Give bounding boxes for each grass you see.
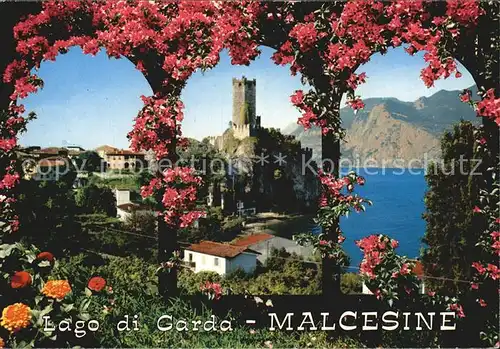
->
[90,174,140,191]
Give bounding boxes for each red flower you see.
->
[449,303,465,318]
[290,90,304,106]
[472,262,486,274]
[11,271,32,289]
[472,206,482,213]
[319,240,329,246]
[477,298,487,307]
[356,176,365,186]
[37,251,54,262]
[88,276,107,292]
[470,282,479,290]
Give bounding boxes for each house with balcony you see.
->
[183,241,260,275]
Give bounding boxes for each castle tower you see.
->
[232,76,256,127]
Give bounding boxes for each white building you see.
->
[114,188,153,222]
[232,233,314,263]
[183,241,259,275]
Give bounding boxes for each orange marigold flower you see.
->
[0,336,4,348]
[10,271,32,289]
[37,251,54,262]
[88,276,106,292]
[42,280,72,300]
[1,303,31,332]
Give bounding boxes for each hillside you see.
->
[284,86,479,166]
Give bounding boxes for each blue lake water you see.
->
[320,168,428,268]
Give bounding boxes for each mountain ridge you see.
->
[284,86,479,165]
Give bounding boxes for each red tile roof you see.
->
[34,147,68,155]
[38,157,68,167]
[232,233,274,247]
[106,149,145,156]
[95,145,119,153]
[186,241,259,258]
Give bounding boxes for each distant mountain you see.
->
[284,86,479,166]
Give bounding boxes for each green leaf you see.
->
[80,298,91,312]
[62,303,74,312]
[79,313,90,321]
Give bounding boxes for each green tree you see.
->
[14,179,82,254]
[75,151,103,172]
[75,184,117,217]
[422,121,489,294]
[124,210,157,236]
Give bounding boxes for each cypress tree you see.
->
[422,121,488,294]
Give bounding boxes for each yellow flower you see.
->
[42,280,72,300]
[1,303,31,333]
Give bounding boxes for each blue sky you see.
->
[19,46,475,149]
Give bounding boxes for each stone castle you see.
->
[205,76,318,212]
[231,76,261,140]
[208,76,313,162]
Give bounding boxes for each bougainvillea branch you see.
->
[0,1,498,347]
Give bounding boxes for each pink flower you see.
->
[427,291,436,297]
[472,262,486,274]
[449,303,465,318]
[289,22,319,52]
[477,298,487,307]
[290,90,304,106]
[473,206,482,213]
[356,176,365,186]
[0,173,20,190]
[0,138,17,152]
[477,88,500,121]
[470,282,479,290]
[347,97,365,111]
[399,263,411,275]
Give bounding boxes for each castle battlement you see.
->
[301,147,313,161]
[232,123,256,140]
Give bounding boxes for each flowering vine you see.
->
[294,171,371,268]
[140,167,205,228]
[0,1,498,347]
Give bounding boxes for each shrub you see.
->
[341,272,363,294]
[75,184,116,217]
[124,210,157,236]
